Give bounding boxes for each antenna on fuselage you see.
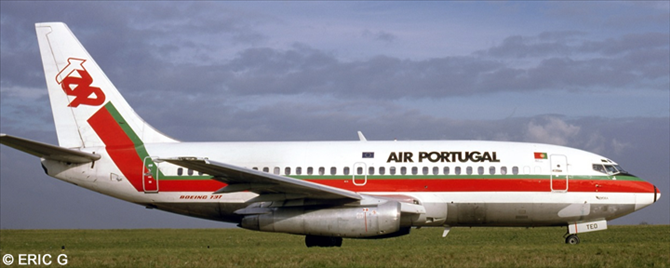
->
[357,131,367,142]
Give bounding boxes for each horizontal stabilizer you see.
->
[0,133,100,163]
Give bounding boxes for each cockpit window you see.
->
[593,163,630,175]
[613,165,627,174]
[604,165,618,174]
[593,164,606,174]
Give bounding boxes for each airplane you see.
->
[0,22,660,247]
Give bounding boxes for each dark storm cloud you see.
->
[478,32,669,85]
[5,2,666,102]
[482,34,576,58]
[112,29,665,100]
[185,41,668,98]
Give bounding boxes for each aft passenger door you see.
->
[142,156,160,193]
[550,154,568,192]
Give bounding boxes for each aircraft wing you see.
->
[0,133,100,163]
[163,157,362,202]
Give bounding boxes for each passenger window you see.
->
[432,167,439,175]
[307,167,313,175]
[501,166,508,175]
[534,166,542,174]
[285,167,291,175]
[411,167,418,175]
[296,167,302,175]
[198,171,203,176]
[318,167,325,175]
[188,169,194,176]
[343,167,350,175]
[489,166,495,175]
[390,166,396,175]
[177,168,183,176]
[422,167,429,175]
[466,167,473,175]
[330,167,337,175]
[357,167,363,175]
[379,167,386,175]
[252,167,258,170]
[368,167,375,175]
[263,167,269,173]
[273,167,280,175]
[454,167,461,175]
[512,166,519,175]
[523,166,531,174]
[443,167,450,175]
[477,166,484,175]
[401,167,407,175]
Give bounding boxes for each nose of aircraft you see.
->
[634,183,660,211]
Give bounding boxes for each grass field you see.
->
[1,225,668,267]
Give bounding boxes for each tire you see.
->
[565,234,580,245]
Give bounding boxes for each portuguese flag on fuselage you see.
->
[534,152,548,159]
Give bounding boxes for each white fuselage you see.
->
[42,139,659,227]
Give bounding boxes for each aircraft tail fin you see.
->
[35,22,177,149]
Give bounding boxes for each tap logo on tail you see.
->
[56,58,106,107]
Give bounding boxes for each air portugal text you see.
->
[387,151,500,163]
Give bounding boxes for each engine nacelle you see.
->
[240,200,402,238]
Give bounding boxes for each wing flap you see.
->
[163,157,361,201]
[213,183,277,194]
[0,134,100,163]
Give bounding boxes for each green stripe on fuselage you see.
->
[104,102,143,146]
[152,174,644,181]
[103,102,165,178]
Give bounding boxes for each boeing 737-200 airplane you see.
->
[0,22,660,247]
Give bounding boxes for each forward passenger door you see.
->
[550,154,568,192]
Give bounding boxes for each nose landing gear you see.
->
[564,234,580,244]
[563,220,608,244]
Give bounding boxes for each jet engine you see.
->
[239,200,402,238]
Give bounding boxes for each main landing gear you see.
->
[305,235,343,247]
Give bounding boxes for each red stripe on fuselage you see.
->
[311,178,656,193]
[157,180,227,191]
[88,107,144,191]
[148,178,656,193]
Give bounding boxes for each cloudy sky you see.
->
[1,2,668,229]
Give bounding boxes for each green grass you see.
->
[1,225,668,267]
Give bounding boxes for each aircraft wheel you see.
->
[565,234,580,245]
[305,235,342,247]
